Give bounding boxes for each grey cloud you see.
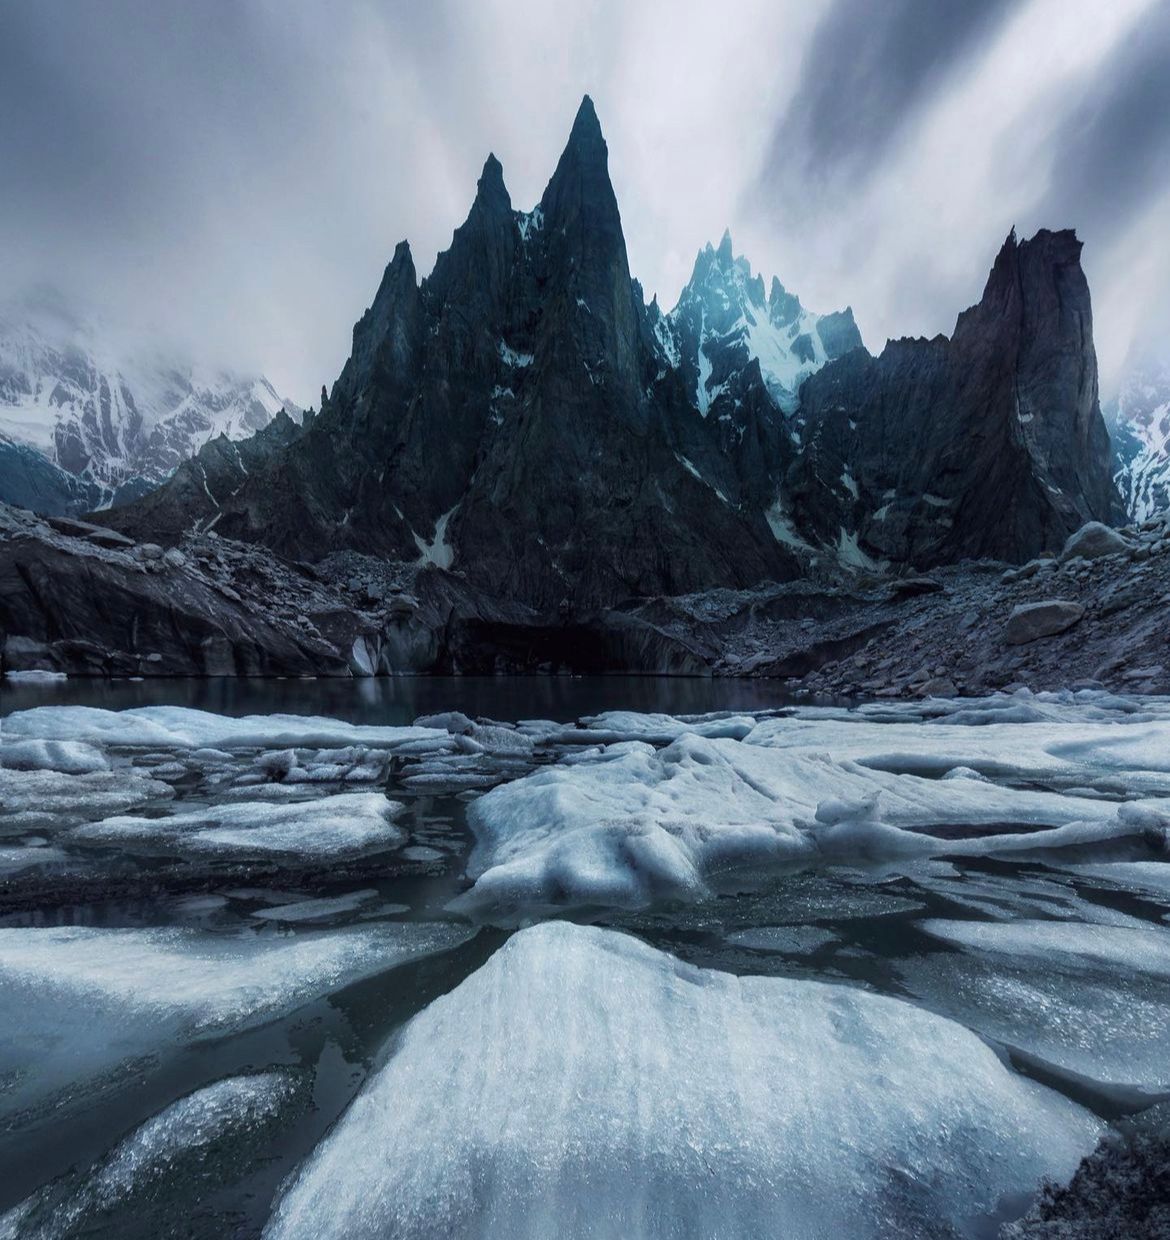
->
[1028,3,1170,246]
[758,0,1014,197]
[0,0,1165,403]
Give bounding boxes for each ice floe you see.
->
[0,738,108,773]
[453,731,1161,917]
[70,792,406,860]
[1054,861,1170,902]
[1,1073,298,1239]
[2,705,450,752]
[265,922,1100,1240]
[0,768,173,835]
[0,921,474,1126]
[251,889,381,924]
[898,918,1170,1096]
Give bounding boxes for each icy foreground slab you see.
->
[265,922,1099,1240]
[1,1073,297,1239]
[1,705,449,751]
[455,731,1162,917]
[71,792,406,860]
[0,922,474,1125]
[898,919,1170,1094]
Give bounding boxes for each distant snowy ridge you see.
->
[1108,355,1170,521]
[657,229,863,415]
[0,289,298,516]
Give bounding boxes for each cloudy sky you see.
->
[3,0,1169,404]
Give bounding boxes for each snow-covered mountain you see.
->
[1107,353,1170,522]
[0,289,298,516]
[656,229,863,415]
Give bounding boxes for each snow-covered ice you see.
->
[70,792,406,861]
[0,922,474,1125]
[898,918,1170,1095]
[264,922,1099,1240]
[454,730,1159,917]
[1,705,450,752]
[0,738,106,774]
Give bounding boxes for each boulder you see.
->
[1005,600,1085,645]
[1060,522,1131,562]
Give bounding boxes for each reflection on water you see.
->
[0,674,817,724]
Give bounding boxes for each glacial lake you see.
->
[2,678,1168,1238]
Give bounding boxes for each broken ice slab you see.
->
[70,792,406,861]
[265,922,1099,1240]
[1,1072,300,1239]
[898,918,1170,1096]
[0,921,475,1129]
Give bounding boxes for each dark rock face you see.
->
[92,102,1122,640]
[100,410,305,545]
[787,229,1124,567]
[106,98,796,609]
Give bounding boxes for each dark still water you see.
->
[0,674,809,723]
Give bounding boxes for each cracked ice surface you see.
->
[264,922,1100,1240]
[0,922,474,1125]
[455,713,1170,916]
[898,919,1170,1095]
[70,792,406,860]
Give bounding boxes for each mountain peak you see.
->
[717,228,734,263]
[471,152,512,216]
[570,94,603,142]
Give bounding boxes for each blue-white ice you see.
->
[1,1073,297,1239]
[0,768,173,835]
[2,705,450,751]
[455,725,1165,917]
[898,918,1170,1094]
[0,922,474,1126]
[70,792,406,860]
[265,922,1100,1240]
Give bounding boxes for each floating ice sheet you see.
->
[70,793,406,860]
[1053,861,1170,903]
[0,739,108,774]
[265,922,1099,1240]
[0,921,474,1126]
[0,768,173,834]
[1,1073,298,1240]
[899,918,1170,1095]
[2,706,450,752]
[251,890,381,924]
[454,733,1156,918]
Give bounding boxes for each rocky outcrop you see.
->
[1004,599,1084,645]
[787,229,1124,568]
